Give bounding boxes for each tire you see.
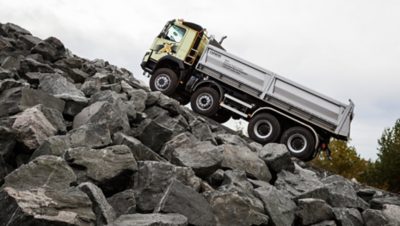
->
[248,113,281,144]
[149,68,178,95]
[210,109,231,123]
[190,87,220,116]
[280,126,315,161]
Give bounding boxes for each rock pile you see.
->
[1,22,399,226]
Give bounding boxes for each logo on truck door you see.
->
[155,43,177,55]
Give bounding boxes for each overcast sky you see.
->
[1,0,399,160]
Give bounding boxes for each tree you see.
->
[364,119,400,192]
[311,139,369,181]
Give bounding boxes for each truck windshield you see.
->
[166,25,186,43]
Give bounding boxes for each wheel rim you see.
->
[196,93,213,111]
[287,134,307,153]
[155,74,171,91]
[254,120,273,139]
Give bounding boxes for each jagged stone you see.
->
[107,189,136,217]
[0,67,16,79]
[0,86,24,117]
[19,57,55,73]
[258,143,295,173]
[73,101,130,134]
[204,189,269,226]
[18,34,42,49]
[221,170,254,194]
[357,188,378,203]
[370,196,400,209]
[155,180,216,226]
[207,169,224,187]
[68,123,111,148]
[88,90,127,105]
[221,144,271,182]
[215,133,250,147]
[12,104,66,150]
[311,220,337,226]
[79,182,116,226]
[113,132,165,162]
[362,209,389,226]
[2,23,31,36]
[111,213,188,226]
[64,145,137,195]
[382,204,400,226]
[128,88,148,112]
[39,73,88,103]
[255,184,296,226]
[30,135,70,160]
[81,78,101,96]
[189,117,217,144]
[161,133,223,177]
[31,36,66,62]
[133,161,201,212]
[19,87,65,113]
[333,208,364,226]
[275,165,324,198]
[296,198,334,225]
[137,119,174,152]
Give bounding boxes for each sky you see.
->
[1,0,399,160]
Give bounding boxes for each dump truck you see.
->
[141,19,354,161]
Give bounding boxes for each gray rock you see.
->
[144,105,169,119]
[0,187,96,226]
[73,101,130,134]
[258,143,295,173]
[145,91,162,106]
[157,94,182,115]
[155,180,216,226]
[311,220,337,226]
[68,123,112,148]
[65,145,137,195]
[221,170,254,194]
[137,119,174,152]
[128,88,148,112]
[79,182,116,226]
[4,155,75,190]
[12,105,66,150]
[133,161,201,212]
[255,184,296,226]
[19,57,55,73]
[382,204,400,226]
[275,166,324,198]
[113,132,165,162]
[0,86,24,117]
[161,133,224,177]
[357,188,378,203]
[31,37,66,62]
[111,213,188,226]
[30,135,70,159]
[370,196,400,209]
[297,179,369,210]
[19,88,65,113]
[0,67,16,79]
[18,34,42,49]
[296,198,334,225]
[39,73,88,103]
[221,144,272,182]
[64,99,88,117]
[205,189,269,226]
[107,189,136,217]
[207,169,225,187]
[190,117,217,144]
[333,208,364,226]
[89,90,127,105]
[81,78,101,96]
[215,133,250,148]
[2,23,31,36]
[362,209,389,226]
[154,113,188,136]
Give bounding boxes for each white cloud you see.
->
[1,0,399,160]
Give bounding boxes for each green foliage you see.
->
[362,119,400,192]
[311,139,369,181]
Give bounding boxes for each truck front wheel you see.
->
[280,126,315,161]
[248,113,281,144]
[150,68,179,95]
[191,87,220,116]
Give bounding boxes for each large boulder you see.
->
[296,198,334,225]
[333,208,364,226]
[107,189,136,217]
[133,161,201,212]
[258,143,295,173]
[73,101,130,134]
[68,123,112,148]
[221,144,271,182]
[39,73,88,103]
[255,184,297,226]
[161,133,224,177]
[12,104,66,150]
[30,135,70,159]
[137,119,175,152]
[0,155,96,225]
[31,37,66,62]
[111,213,188,226]
[362,209,389,226]
[64,145,137,195]
[78,182,116,226]
[382,204,400,226]
[204,189,269,226]
[155,180,216,226]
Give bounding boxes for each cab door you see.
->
[150,24,187,62]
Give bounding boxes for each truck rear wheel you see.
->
[248,113,281,144]
[191,87,220,116]
[280,126,315,161]
[150,68,178,95]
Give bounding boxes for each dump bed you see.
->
[196,45,354,139]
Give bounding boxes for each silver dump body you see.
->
[196,44,354,139]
